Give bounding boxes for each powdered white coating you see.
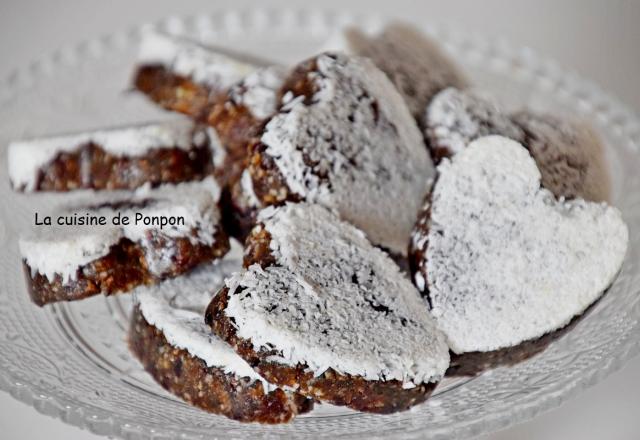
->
[133,241,275,390]
[224,203,450,386]
[19,178,223,282]
[229,66,286,120]
[137,31,256,90]
[260,53,433,254]
[423,136,628,353]
[239,169,262,209]
[424,87,524,156]
[206,127,227,168]
[8,120,208,191]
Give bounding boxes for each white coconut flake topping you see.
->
[424,136,628,353]
[224,203,449,386]
[206,127,227,168]
[424,87,524,156]
[19,226,122,284]
[230,66,287,120]
[260,53,433,254]
[8,119,208,191]
[19,178,222,282]
[137,31,256,90]
[133,240,276,390]
[126,177,221,244]
[239,169,262,210]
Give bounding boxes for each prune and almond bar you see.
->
[206,66,287,238]
[20,179,229,305]
[245,52,434,256]
[206,203,449,413]
[133,31,265,119]
[409,136,627,375]
[132,31,288,237]
[129,243,313,423]
[8,120,218,192]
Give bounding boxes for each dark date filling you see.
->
[205,90,276,240]
[129,306,313,423]
[205,224,438,414]
[25,228,229,306]
[134,57,327,241]
[279,57,319,104]
[242,56,340,210]
[206,287,436,414]
[242,226,276,269]
[135,62,265,240]
[219,187,257,243]
[206,99,262,188]
[247,142,302,206]
[26,142,214,192]
[133,65,219,120]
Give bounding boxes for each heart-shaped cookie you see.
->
[410,135,627,354]
[206,203,450,413]
[130,241,314,423]
[247,52,433,255]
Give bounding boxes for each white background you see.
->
[1,0,639,438]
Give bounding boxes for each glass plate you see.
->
[1,8,639,440]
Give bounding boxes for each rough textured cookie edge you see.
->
[206,286,438,414]
[129,305,313,423]
[24,229,229,306]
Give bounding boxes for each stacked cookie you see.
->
[9,23,628,424]
[129,241,313,423]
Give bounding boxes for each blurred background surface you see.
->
[0,0,639,438]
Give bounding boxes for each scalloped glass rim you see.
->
[0,7,639,440]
